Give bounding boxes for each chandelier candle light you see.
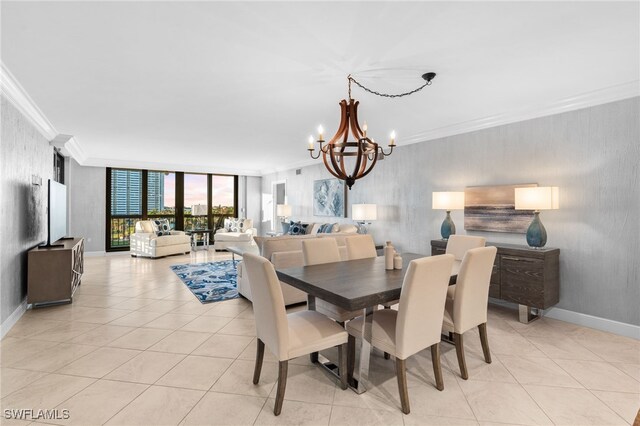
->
[308,73,436,189]
[432,192,465,240]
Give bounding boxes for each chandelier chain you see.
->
[348,75,432,99]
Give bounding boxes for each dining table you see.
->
[276,252,458,394]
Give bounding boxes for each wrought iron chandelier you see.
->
[308,72,436,189]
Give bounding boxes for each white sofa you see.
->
[237,233,357,305]
[213,218,257,251]
[130,220,191,258]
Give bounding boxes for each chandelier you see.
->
[308,72,436,189]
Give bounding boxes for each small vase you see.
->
[384,241,395,270]
[440,211,456,240]
[526,211,547,248]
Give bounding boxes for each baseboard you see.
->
[1,298,28,339]
[544,307,639,340]
[489,298,639,340]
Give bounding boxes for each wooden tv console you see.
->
[431,239,560,323]
[27,237,85,307]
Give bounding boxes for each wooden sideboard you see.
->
[28,238,85,307]
[431,239,559,323]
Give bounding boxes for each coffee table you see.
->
[226,245,260,267]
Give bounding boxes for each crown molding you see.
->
[260,81,640,177]
[1,62,58,140]
[50,134,88,163]
[81,156,262,177]
[400,80,640,146]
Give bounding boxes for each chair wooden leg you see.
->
[395,358,410,414]
[310,351,319,363]
[274,360,288,416]
[453,332,468,380]
[430,343,444,391]
[253,339,265,384]
[478,323,492,364]
[382,308,391,360]
[338,343,348,390]
[347,335,356,380]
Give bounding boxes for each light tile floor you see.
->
[1,250,638,425]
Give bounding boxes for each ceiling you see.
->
[2,1,638,175]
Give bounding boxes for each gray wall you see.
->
[67,160,106,252]
[246,176,262,235]
[262,97,640,326]
[0,96,53,323]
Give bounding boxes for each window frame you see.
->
[105,168,238,252]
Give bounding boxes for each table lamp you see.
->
[276,204,292,233]
[191,204,207,216]
[514,187,559,248]
[432,192,465,240]
[352,204,377,234]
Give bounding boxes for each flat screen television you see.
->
[47,179,68,246]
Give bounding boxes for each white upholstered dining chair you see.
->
[345,234,377,260]
[443,246,497,380]
[346,254,455,414]
[301,238,362,324]
[242,253,348,416]
[445,235,486,301]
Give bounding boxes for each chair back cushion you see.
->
[242,253,289,361]
[453,246,498,333]
[224,218,253,232]
[346,234,377,260]
[396,254,455,359]
[302,238,341,265]
[445,235,486,261]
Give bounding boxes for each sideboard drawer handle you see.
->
[502,256,521,261]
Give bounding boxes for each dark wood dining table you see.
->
[276,252,433,393]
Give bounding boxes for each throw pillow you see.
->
[225,218,247,232]
[318,223,335,233]
[288,221,305,235]
[152,219,171,236]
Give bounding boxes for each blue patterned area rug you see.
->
[170,260,239,304]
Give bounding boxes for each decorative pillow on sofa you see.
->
[152,219,172,236]
[288,221,305,235]
[224,218,251,232]
[318,223,338,233]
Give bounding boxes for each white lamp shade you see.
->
[432,192,465,210]
[191,204,208,216]
[515,187,559,210]
[276,204,292,217]
[352,204,377,221]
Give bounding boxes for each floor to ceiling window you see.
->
[212,174,237,230]
[107,169,143,250]
[147,171,176,229]
[184,173,208,231]
[106,169,238,251]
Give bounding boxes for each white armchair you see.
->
[213,218,257,251]
[130,220,191,258]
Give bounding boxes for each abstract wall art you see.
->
[464,184,536,233]
[313,179,345,217]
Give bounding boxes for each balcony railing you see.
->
[109,213,234,249]
[109,216,141,249]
